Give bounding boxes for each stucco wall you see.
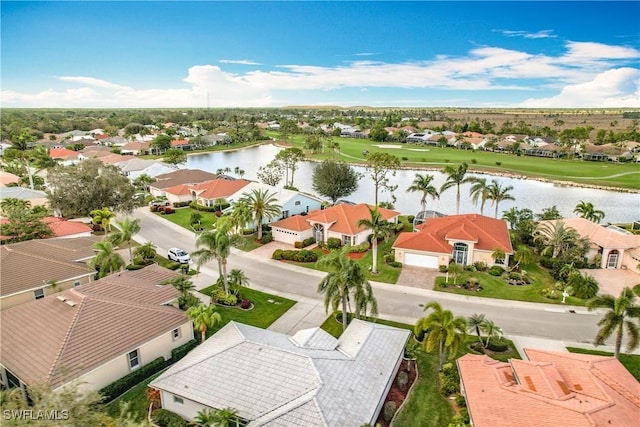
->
[0,275,93,311]
[159,391,208,422]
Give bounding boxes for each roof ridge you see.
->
[591,366,640,407]
[46,294,86,383]
[4,246,93,270]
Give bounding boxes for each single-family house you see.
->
[0,187,48,208]
[393,214,513,269]
[115,158,176,180]
[0,171,20,187]
[271,203,399,246]
[0,236,100,310]
[149,169,219,198]
[525,143,563,158]
[190,178,252,208]
[50,147,81,166]
[407,132,440,144]
[457,349,640,427]
[42,217,93,238]
[538,218,640,271]
[202,133,232,146]
[120,140,151,155]
[150,319,409,426]
[0,265,192,394]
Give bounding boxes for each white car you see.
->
[167,248,191,264]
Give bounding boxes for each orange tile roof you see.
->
[41,217,92,237]
[271,215,313,232]
[191,178,251,200]
[164,183,197,196]
[50,147,79,160]
[305,203,399,236]
[393,214,512,254]
[171,139,189,147]
[100,154,130,164]
[0,171,20,186]
[458,350,640,427]
[0,265,184,389]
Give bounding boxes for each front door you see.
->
[313,224,324,243]
[606,251,619,269]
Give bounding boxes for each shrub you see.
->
[384,253,395,264]
[487,337,509,352]
[302,236,316,247]
[508,272,521,280]
[260,232,273,244]
[471,158,477,164]
[489,265,505,276]
[189,201,218,212]
[294,241,303,249]
[173,201,190,208]
[272,249,284,260]
[213,290,237,306]
[348,241,370,253]
[496,161,502,166]
[541,287,559,300]
[390,261,402,268]
[473,261,488,272]
[162,207,175,214]
[125,264,145,271]
[100,357,167,402]
[439,264,449,273]
[407,215,415,224]
[401,156,409,161]
[240,299,251,309]
[165,261,182,271]
[395,223,405,232]
[149,205,158,212]
[326,237,342,249]
[455,393,466,407]
[151,409,188,427]
[171,339,198,362]
[383,401,397,422]
[241,228,254,235]
[396,371,409,390]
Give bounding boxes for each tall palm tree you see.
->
[587,287,640,359]
[349,261,377,320]
[357,205,395,274]
[0,197,31,215]
[164,275,195,296]
[90,240,124,278]
[511,245,532,271]
[241,189,281,240]
[414,301,467,367]
[468,177,490,215]
[229,199,252,234]
[573,200,605,223]
[108,217,141,264]
[90,207,117,233]
[534,220,580,258]
[467,313,486,342]
[187,304,222,342]
[487,179,515,218]
[192,221,232,294]
[440,162,472,215]
[133,241,157,264]
[481,319,503,347]
[407,173,440,212]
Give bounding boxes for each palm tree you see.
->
[440,162,472,215]
[241,189,281,240]
[229,199,252,234]
[187,304,222,342]
[447,263,463,285]
[107,217,141,264]
[90,207,116,233]
[133,241,156,264]
[407,173,440,212]
[164,275,195,296]
[192,222,232,295]
[587,287,640,359]
[414,301,467,367]
[534,220,580,258]
[481,319,503,347]
[0,197,31,215]
[228,268,250,296]
[574,200,605,223]
[467,313,486,342]
[357,205,395,274]
[195,407,240,427]
[511,245,532,271]
[350,261,377,320]
[90,240,124,278]
[491,247,506,266]
[468,177,490,215]
[487,180,515,218]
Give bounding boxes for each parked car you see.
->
[150,199,170,207]
[167,248,191,264]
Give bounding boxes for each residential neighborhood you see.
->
[0,107,639,426]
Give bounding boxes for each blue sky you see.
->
[1,1,639,108]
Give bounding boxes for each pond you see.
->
[185,144,639,223]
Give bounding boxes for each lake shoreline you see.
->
[185,141,639,194]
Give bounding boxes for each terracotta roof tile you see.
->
[191,178,251,200]
[271,215,313,232]
[394,214,512,254]
[539,218,640,249]
[0,265,185,389]
[42,217,92,237]
[305,203,400,236]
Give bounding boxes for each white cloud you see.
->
[497,29,556,39]
[58,76,131,91]
[219,59,262,65]
[519,68,640,108]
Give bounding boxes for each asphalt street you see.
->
[128,208,604,343]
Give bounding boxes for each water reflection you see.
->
[185,144,639,223]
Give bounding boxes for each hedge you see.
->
[100,357,167,402]
[188,201,219,212]
[171,339,198,362]
[260,232,273,244]
[348,241,370,253]
[151,409,188,427]
[272,249,318,263]
[326,237,342,249]
[165,261,182,271]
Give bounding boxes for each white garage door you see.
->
[404,253,439,269]
[272,228,301,245]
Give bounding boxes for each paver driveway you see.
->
[396,266,440,289]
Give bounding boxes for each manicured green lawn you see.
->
[566,347,640,381]
[154,207,219,231]
[320,313,520,427]
[270,131,640,189]
[106,370,164,422]
[199,286,296,337]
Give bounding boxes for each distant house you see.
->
[42,217,93,238]
[115,158,176,180]
[525,144,563,158]
[0,187,48,208]
[120,141,151,155]
[538,218,640,270]
[271,203,399,246]
[457,349,640,427]
[189,178,252,207]
[393,214,513,269]
[150,319,409,426]
[0,265,192,394]
[0,236,100,310]
[50,147,81,166]
[0,171,19,187]
[406,131,440,144]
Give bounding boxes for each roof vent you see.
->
[65,300,77,307]
[56,296,67,302]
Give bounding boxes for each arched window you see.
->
[606,250,619,269]
[452,243,468,265]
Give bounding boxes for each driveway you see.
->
[580,268,640,296]
[250,241,294,258]
[396,266,440,289]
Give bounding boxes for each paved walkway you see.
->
[396,266,439,289]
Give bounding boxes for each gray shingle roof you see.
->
[151,319,410,426]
